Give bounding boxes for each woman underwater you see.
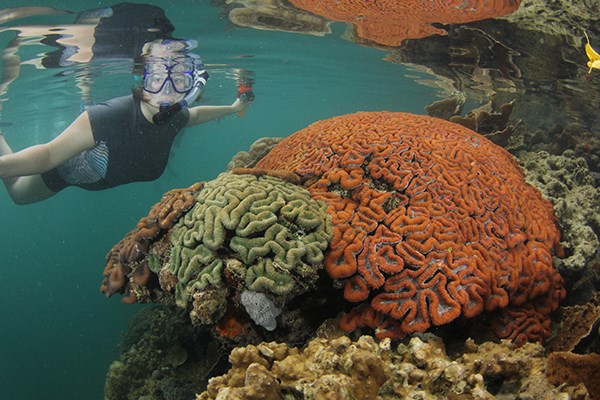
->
[0,39,252,205]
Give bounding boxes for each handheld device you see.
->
[236,72,255,117]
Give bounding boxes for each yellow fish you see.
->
[584,31,600,73]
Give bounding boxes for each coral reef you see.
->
[543,123,600,173]
[198,335,388,400]
[288,0,521,47]
[99,2,600,397]
[197,333,589,399]
[227,137,284,171]
[518,150,600,296]
[101,172,333,335]
[104,306,596,400]
[256,111,565,344]
[105,306,220,400]
[100,182,204,303]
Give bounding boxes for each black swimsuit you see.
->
[41,95,189,192]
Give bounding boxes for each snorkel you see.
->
[152,66,209,125]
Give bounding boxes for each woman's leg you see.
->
[0,133,57,204]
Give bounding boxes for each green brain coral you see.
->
[166,173,332,308]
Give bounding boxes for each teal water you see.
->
[0,1,438,399]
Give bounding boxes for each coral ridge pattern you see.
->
[102,111,565,345]
[102,173,332,329]
[256,111,565,343]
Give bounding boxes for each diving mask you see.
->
[142,56,197,94]
[147,55,209,125]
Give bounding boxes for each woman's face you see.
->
[141,57,193,108]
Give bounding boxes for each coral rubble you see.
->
[196,333,590,399]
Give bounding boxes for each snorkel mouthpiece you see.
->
[153,101,180,125]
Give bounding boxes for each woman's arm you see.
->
[0,111,95,178]
[186,98,249,127]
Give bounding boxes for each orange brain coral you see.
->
[289,0,521,46]
[256,112,565,343]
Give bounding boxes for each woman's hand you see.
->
[232,98,248,114]
[232,90,254,116]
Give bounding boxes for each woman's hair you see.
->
[131,85,144,101]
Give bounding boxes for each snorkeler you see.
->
[0,39,253,205]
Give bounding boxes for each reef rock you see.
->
[104,306,219,400]
[518,150,600,296]
[197,333,589,399]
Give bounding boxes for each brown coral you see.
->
[546,292,600,353]
[447,99,520,147]
[197,336,389,400]
[256,111,565,343]
[197,333,588,399]
[289,0,521,47]
[227,137,284,171]
[100,182,203,301]
[546,352,600,400]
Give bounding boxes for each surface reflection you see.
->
[215,0,600,172]
[0,3,176,108]
[222,0,521,46]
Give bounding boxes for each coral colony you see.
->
[256,112,565,344]
[101,112,600,399]
[102,111,564,346]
